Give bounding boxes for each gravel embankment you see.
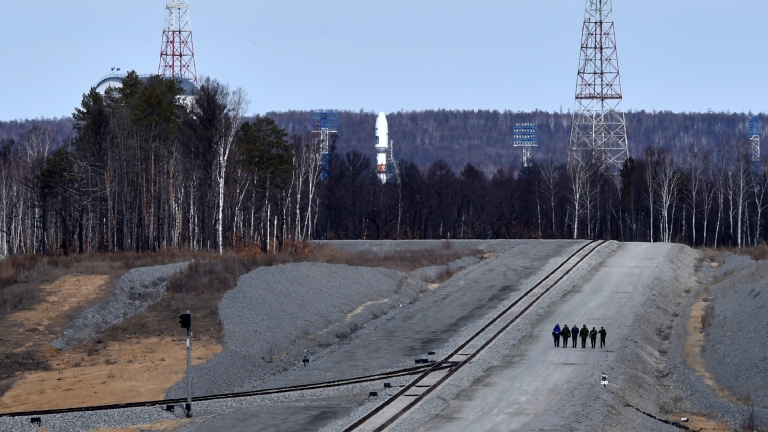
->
[311,239,521,256]
[50,262,189,351]
[658,252,768,429]
[167,260,473,398]
[702,253,768,403]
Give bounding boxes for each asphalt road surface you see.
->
[414,242,672,432]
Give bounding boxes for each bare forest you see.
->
[0,75,765,255]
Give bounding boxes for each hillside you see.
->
[2,110,762,171]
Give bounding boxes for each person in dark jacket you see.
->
[579,325,589,348]
[561,325,570,348]
[571,324,579,348]
[599,327,607,348]
[589,327,598,348]
[552,324,561,347]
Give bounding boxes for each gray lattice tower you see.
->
[750,117,760,171]
[569,0,628,173]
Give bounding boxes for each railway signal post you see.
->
[179,311,192,417]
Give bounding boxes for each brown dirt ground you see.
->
[665,412,731,432]
[5,275,110,352]
[92,419,188,431]
[676,287,743,431]
[0,275,221,413]
[684,293,738,402]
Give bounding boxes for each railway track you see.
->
[0,362,447,418]
[343,239,606,432]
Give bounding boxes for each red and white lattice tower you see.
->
[569,0,628,173]
[158,0,197,84]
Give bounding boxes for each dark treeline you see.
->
[0,74,764,256]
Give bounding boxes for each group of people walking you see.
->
[552,324,606,348]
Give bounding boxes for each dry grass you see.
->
[722,244,768,261]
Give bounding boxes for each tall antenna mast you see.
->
[159,0,197,84]
[569,0,628,173]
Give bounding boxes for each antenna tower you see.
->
[569,0,628,173]
[159,0,197,84]
[311,110,339,179]
[750,116,761,171]
[513,123,539,171]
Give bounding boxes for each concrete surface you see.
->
[414,243,673,432]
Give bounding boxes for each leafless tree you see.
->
[687,145,706,245]
[656,150,683,243]
[643,147,657,242]
[539,155,560,236]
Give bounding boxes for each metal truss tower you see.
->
[311,110,339,179]
[159,0,197,84]
[513,123,539,170]
[569,0,628,173]
[750,116,761,171]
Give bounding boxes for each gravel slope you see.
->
[702,253,768,404]
[167,262,427,397]
[658,252,768,429]
[50,262,189,351]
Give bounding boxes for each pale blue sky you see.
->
[1,1,766,121]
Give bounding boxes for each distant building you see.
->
[94,72,198,98]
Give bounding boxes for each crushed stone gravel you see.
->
[50,262,189,351]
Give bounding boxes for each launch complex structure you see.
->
[310,110,338,179]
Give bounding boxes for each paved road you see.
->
[414,242,672,432]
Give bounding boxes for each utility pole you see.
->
[179,310,192,418]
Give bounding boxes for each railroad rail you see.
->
[0,362,448,418]
[343,240,606,432]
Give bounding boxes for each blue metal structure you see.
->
[311,110,339,132]
[513,123,539,169]
[513,123,539,146]
[310,110,339,179]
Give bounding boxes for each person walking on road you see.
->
[571,324,579,348]
[599,327,607,348]
[552,324,561,348]
[561,325,570,349]
[579,325,589,348]
[589,327,598,348]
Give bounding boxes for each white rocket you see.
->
[375,112,389,183]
